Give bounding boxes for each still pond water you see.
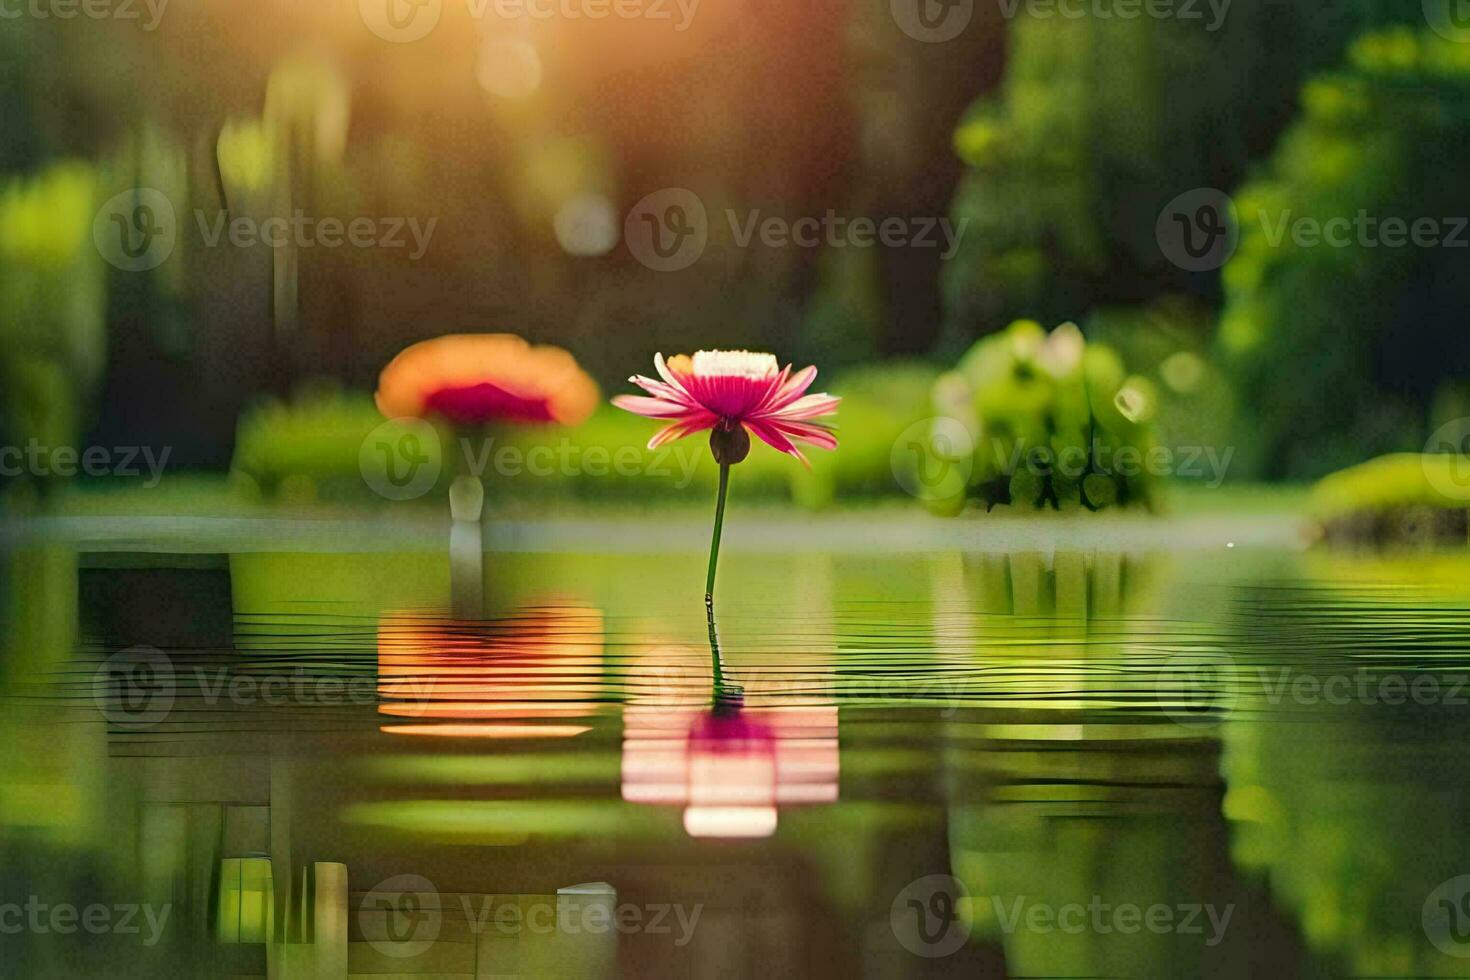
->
[3,538,1470,977]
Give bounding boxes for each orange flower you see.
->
[375,334,599,426]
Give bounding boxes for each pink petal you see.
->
[771,419,839,451]
[761,393,840,422]
[654,353,693,395]
[748,365,791,412]
[745,420,810,467]
[648,415,716,449]
[684,372,773,419]
[612,394,693,419]
[630,374,696,405]
[763,365,819,413]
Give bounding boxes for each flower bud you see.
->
[709,424,751,465]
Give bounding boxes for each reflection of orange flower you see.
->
[377,605,604,739]
[375,334,599,427]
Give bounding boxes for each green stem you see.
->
[705,461,730,603]
[704,462,730,684]
[706,602,724,687]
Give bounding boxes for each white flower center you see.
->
[692,350,779,380]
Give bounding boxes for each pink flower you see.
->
[612,350,840,465]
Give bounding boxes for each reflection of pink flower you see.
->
[612,351,839,465]
[684,710,779,838]
[621,648,838,838]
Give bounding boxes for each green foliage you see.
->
[231,385,440,504]
[1083,298,1235,474]
[931,320,1159,513]
[793,361,940,507]
[942,0,1411,349]
[1311,454,1469,521]
[1309,452,1470,546]
[1220,28,1470,478]
[796,246,883,371]
[0,163,105,462]
[230,365,939,508]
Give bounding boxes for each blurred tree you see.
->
[941,0,1412,356]
[800,0,1006,362]
[0,163,105,494]
[1220,28,1470,478]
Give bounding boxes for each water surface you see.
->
[3,539,1469,977]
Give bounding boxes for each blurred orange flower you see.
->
[375,333,599,426]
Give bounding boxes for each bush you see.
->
[230,364,941,508]
[1310,453,1470,546]
[924,320,1160,514]
[0,163,105,484]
